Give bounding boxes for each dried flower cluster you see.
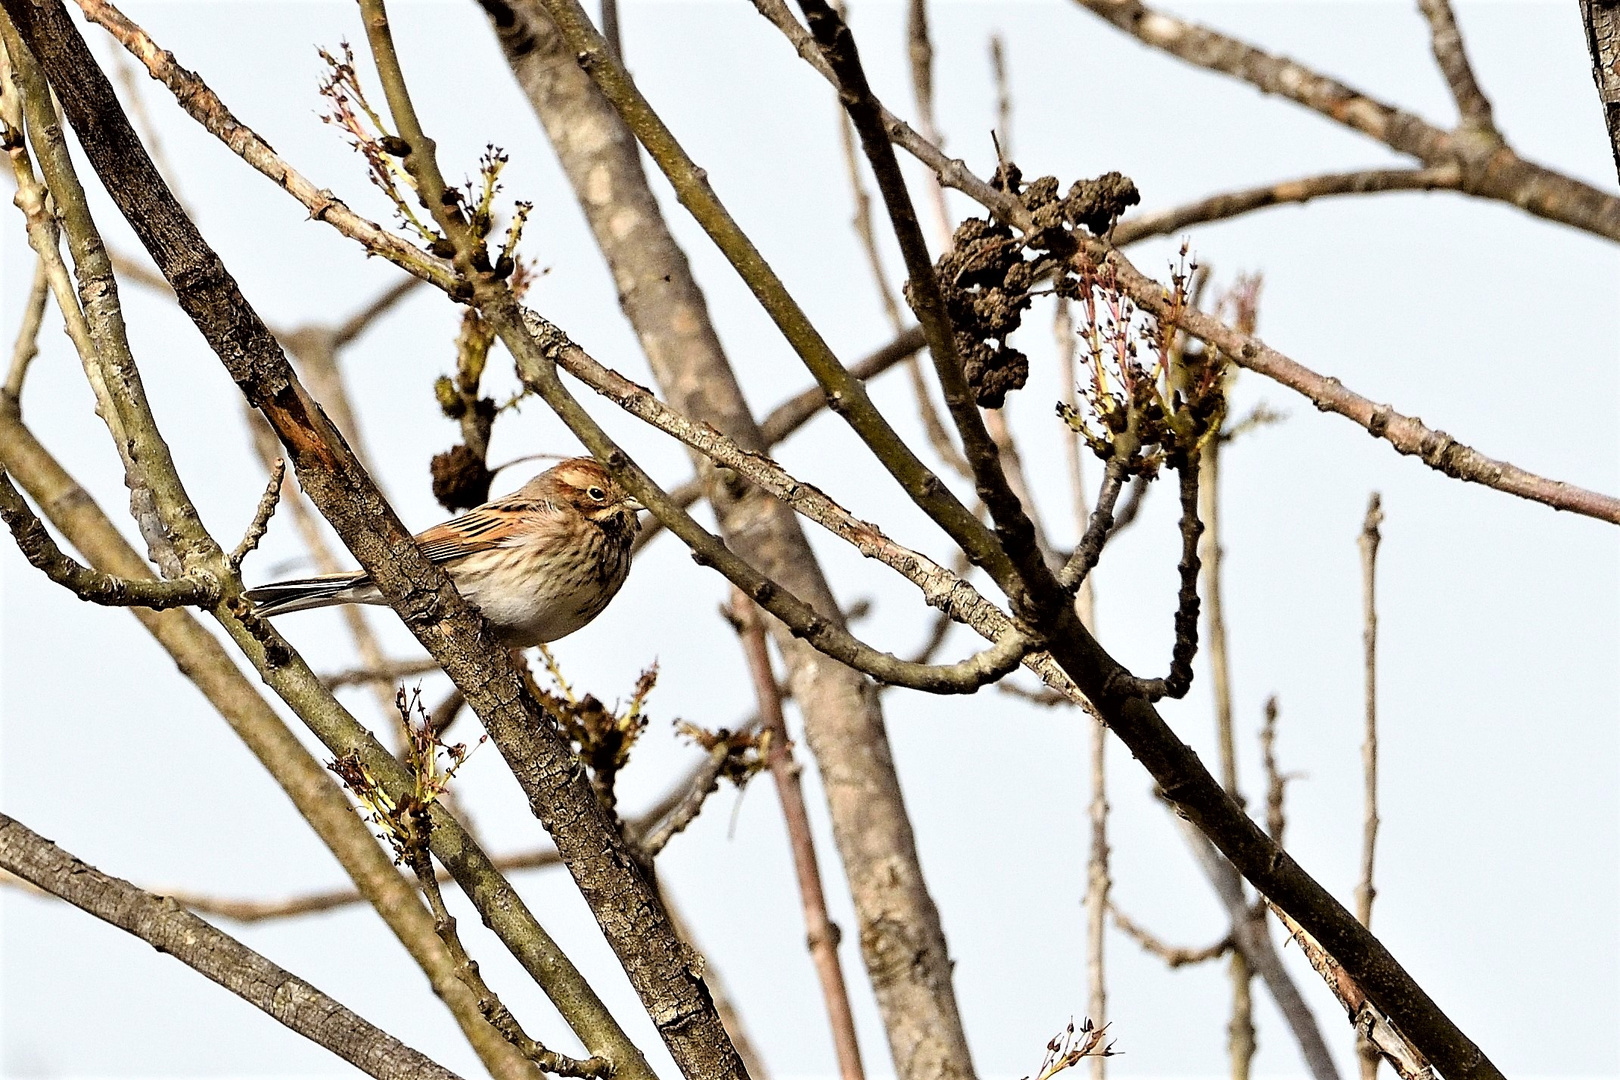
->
[328,688,484,863]
[1024,1018,1115,1080]
[1057,245,1226,474]
[318,42,529,275]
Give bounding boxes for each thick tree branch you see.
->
[1581,0,1620,183]
[0,814,470,1080]
[2,5,671,1076]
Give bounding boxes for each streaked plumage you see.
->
[247,458,642,647]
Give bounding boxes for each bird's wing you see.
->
[414,497,562,565]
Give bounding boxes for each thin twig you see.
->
[1110,167,1464,247]
[905,0,953,250]
[405,838,609,1078]
[1260,696,1289,848]
[1108,902,1229,968]
[0,470,217,607]
[333,274,424,347]
[322,656,446,689]
[1086,712,1110,1080]
[1355,492,1384,1080]
[732,591,865,1080]
[1415,0,1498,138]
[4,255,48,398]
[516,309,1040,695]
[1070,0,1620,242]
[227,457,284,570]
[835,80,967,479]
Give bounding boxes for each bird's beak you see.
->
[623,497,646,513]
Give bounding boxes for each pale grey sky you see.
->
[2,2,1616,1078]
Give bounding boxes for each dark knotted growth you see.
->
[918,161,1140,407]
[432,261,542,511]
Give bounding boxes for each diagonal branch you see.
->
[1415,0,1498,138]
[2,5,672,1077]
[524,0,1014,591]
[1085,244,1620,525]
[1068,0,1620,242]
[0,814,470,1080]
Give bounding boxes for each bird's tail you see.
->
[245,572,375,617]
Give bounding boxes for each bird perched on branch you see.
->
[247,457,643,647]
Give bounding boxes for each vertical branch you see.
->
[1580,0,1620,183]
[731,590,866,1080]
[905,0,952,251]
[5,255,48,398]
[1415,0,1498,140]
[1198,417,1253,1080]
[1355,492,1384,1080]
[1056,296,1107,1077]
[988,34,1011,159]
[1084,712,1109,1080]
[833,70,967,479]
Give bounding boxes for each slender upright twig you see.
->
[1415,0,1498,139]
[4,255,47,399]
[905,0,953,250]
[1355,493,1384,1080]
[834,79,968,479]
[732,591,866,1080]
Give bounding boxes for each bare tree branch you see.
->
[4,6,667,1076]
[1356,493,1385,1080]
[1580,0,1620,183]
[1108,903,1229,969]
[1110,167,1464,246]
[1415,0,1498,138]
[732,593,865,1080]
[0,470,218,607]
[4,254,47,398]
[1172,817,1341,1080]
[0,814,470,1080]
[1070,0,1620,242]
[1269,904,1436,1080]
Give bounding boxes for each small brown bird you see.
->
[247,458,642,647]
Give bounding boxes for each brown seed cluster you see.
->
[920,163,1140,408]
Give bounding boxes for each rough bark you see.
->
[1580,0,1620,183]
[479,5,976,1078]
[0,815,467,1080]
[2,4,731,1076]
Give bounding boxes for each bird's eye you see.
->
[587,486,607,502]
